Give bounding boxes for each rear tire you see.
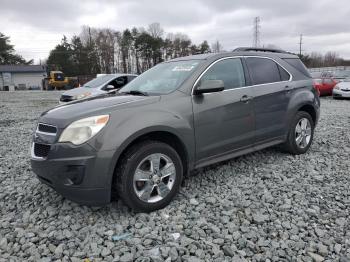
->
[115,141,183,212]
[281,111,314,155]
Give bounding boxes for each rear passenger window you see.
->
[278,65,290,81]
[246,57,281,85]
[200,58,246,90]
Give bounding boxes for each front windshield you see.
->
[84,75,116,88]
[119,60,201,95]
[54,73,64,81]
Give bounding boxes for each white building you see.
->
[0,65,47,91]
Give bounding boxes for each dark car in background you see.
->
[31,48,320,212]
[59,74,138,103]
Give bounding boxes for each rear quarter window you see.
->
[283,58,311,78]
[278,65,291,81]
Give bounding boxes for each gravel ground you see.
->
[0,91,350,262]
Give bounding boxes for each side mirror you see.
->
[105,84,115,90]
[194,80,224,95]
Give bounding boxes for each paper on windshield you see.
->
[172,63,198,72]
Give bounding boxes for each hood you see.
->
[62,86,105,97]
[40,94,159,128]
[338,81,350,89]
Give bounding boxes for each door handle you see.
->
[285,85,292,93]
[240,95,253,103]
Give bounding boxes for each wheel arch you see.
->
[297,103,317,125]
[286,87,320,132]
[109,128,191,199]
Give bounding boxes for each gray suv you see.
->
[31,48,320,212]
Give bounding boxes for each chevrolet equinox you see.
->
[31,48,320,212]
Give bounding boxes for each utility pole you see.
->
[253,17,261,48]
[299,34,303,57]
[88,27,92,46]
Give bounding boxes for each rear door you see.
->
[245,57,292,144]
[192,58,255,162]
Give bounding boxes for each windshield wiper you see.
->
[120,90,149,96]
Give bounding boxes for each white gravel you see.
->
[1,91,350,261]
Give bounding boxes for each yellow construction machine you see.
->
[43,71,79,90]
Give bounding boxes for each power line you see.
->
[253,17,261,48]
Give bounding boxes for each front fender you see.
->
[89,96,195,192]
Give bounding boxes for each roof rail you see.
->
[233,47,289,54]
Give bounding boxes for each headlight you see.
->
[334,85,340,90]
[75,92,91,100]
[59,115,109,145]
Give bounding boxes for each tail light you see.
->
[312,80,320,96]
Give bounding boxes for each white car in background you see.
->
[59,74,138,103]
[333,78,350,99]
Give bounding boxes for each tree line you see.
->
[300,52,350,68]
[46,23,214,76]
[1,28,350,72]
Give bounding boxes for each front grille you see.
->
[60,95,73,102]
[34,143,51,158]
[38,123,57,134]
[341,89,350,92]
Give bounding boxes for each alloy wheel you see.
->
[295,118,312,149]
[133,153,176,203]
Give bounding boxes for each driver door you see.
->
[192,58,255,163]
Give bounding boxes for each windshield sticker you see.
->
[172,64,196,72]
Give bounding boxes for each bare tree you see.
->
[147,22,164,38]
[211,40,223,53]
[324,51,340,67]
[309,52,324,68]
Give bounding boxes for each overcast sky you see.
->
[1,0,350,63]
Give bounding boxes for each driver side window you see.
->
[201,58,246,90]
[108,77,127,89]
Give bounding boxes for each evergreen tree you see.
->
[46,36,74,75]
[0,32,33,65]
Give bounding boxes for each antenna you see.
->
[253,17,261,48]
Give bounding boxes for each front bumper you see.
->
[333,89,350,98]
[31,142,115,206]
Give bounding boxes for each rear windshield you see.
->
[283,58,311,78]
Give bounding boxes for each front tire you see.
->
[282,111,314,155]
[115,141,183,212]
